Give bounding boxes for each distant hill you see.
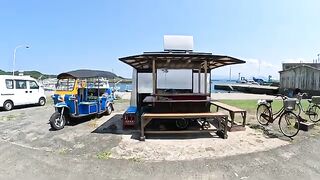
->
[0,69,56,79]
[0,69,132,82]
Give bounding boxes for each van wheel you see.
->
[3,101,13,111]
[39,97,46,106]
[49,112,66,130]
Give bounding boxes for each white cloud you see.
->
[244,58,278,68]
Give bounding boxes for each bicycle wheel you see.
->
[292,104,301,117]
[279,111,300,138]
[256,104,271,125]
[309,105,320,123]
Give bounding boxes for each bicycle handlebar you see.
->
[300,92,308,97]
[275,94,288,100]
[296,92,308,99]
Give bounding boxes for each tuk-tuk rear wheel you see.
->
[49,112,66,130]
[176,119,189,129]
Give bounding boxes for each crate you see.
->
[123,106,137,128]
[284,99,296,111]
[311,96,320,104]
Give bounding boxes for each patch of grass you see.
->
[0,114,17,121]
[97,151,112,160]
[88,120,98,128]
[212,99,309,115]
[58,148,69,155]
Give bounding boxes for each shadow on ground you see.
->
[248,123,293,141]
[48,114,102,131]
[92,114,222,140]
[0,104,44,112]
[91,114,140,139]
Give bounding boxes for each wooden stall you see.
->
[120,36,245,141]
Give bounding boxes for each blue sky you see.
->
[0,0,319,79]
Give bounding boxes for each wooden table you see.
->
[211,101,246,131]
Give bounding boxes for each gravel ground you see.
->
[110,128,289,161]
[1,94,320,179]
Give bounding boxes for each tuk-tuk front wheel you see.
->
[49,112,66,130]
[106,104,112,115]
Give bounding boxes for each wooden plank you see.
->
[145,130,218,134]
[142,112,227,119]
[143,98,210,103]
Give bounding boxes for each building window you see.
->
[5,80,13,89]
[16,80,27,89]
[29,81,39,89]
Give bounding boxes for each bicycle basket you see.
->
[311,96,320,104]
[284,98,296,111]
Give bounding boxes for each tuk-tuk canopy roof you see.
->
[57,69,117,79]
[119,51,245,71]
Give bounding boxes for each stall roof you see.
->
[57,69,117,79]
[119,51,245,71]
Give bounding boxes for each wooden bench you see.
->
[140,112,228,141]
[211,101,246,131]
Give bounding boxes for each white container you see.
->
[163,35,193,51]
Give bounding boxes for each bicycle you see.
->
[256,94,300,138]
[294,93,320,123]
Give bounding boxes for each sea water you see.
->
[111,79,237,93]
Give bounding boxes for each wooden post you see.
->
[140,117,145,141]
[198,65,201,93]
[204,60,207,95]
[152,59,156,95]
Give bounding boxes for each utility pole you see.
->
[258,60,261,76]
[229,67,232,81]
[13,45,30,76]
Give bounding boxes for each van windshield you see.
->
[56,79,75,91]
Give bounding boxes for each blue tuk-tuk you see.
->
[49,70,115,130]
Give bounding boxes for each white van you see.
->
[0,75,46,111]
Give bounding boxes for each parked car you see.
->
[0,75,46,111]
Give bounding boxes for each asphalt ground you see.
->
[1,101,320,180]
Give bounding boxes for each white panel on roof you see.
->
[163,35,193,51]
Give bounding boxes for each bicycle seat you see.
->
[308,99,312,103]
[266,99,273,103]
